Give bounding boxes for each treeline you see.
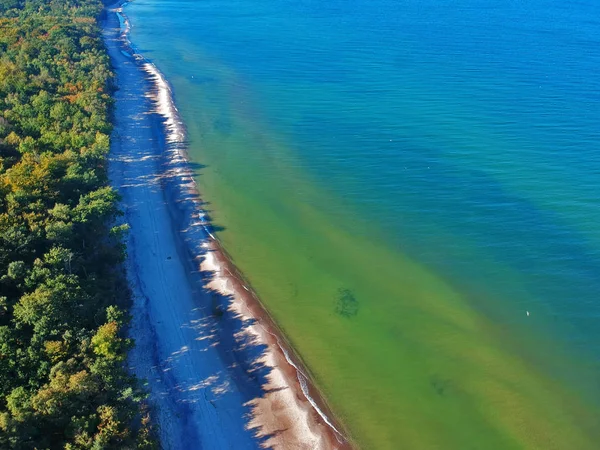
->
[0,0,155,448]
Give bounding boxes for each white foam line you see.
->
[202,246,347,445]
[116,2,188,158]
[143,62,186,146]
[260,325,345,442]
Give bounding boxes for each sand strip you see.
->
[103,3,352,449]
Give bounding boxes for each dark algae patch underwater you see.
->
[335,288,359,318]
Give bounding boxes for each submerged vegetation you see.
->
[0,0,155,447]
[334,288,359,318]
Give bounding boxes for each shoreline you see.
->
[103,2,351,448]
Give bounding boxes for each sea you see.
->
[123,0,600,448]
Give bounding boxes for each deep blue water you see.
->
[126,0,600,368]
[129,0,600,351]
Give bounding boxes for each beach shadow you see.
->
[139,84,287,447]
[193,273,284,448]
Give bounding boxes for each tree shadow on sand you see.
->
[145,102,289,447]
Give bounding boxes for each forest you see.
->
[0,0,155,447]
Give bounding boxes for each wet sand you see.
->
[103,3,350,449]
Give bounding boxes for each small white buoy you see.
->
[526,311,530,317]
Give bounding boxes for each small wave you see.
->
[269,332,346,443]
[115,6,130,38]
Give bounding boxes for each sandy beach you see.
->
[102,4,350,449]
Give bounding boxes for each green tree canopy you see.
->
[0,0,157,447]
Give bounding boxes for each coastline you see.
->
[97,0,600,448]
[102,2,351,449]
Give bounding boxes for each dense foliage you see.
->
[0,0,155,447]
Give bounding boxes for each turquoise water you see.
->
[124,0,600,447]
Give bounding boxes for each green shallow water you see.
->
[124,0,600,447]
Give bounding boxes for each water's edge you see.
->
[106,2,353,446]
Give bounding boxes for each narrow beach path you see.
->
[103,8,261,449]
